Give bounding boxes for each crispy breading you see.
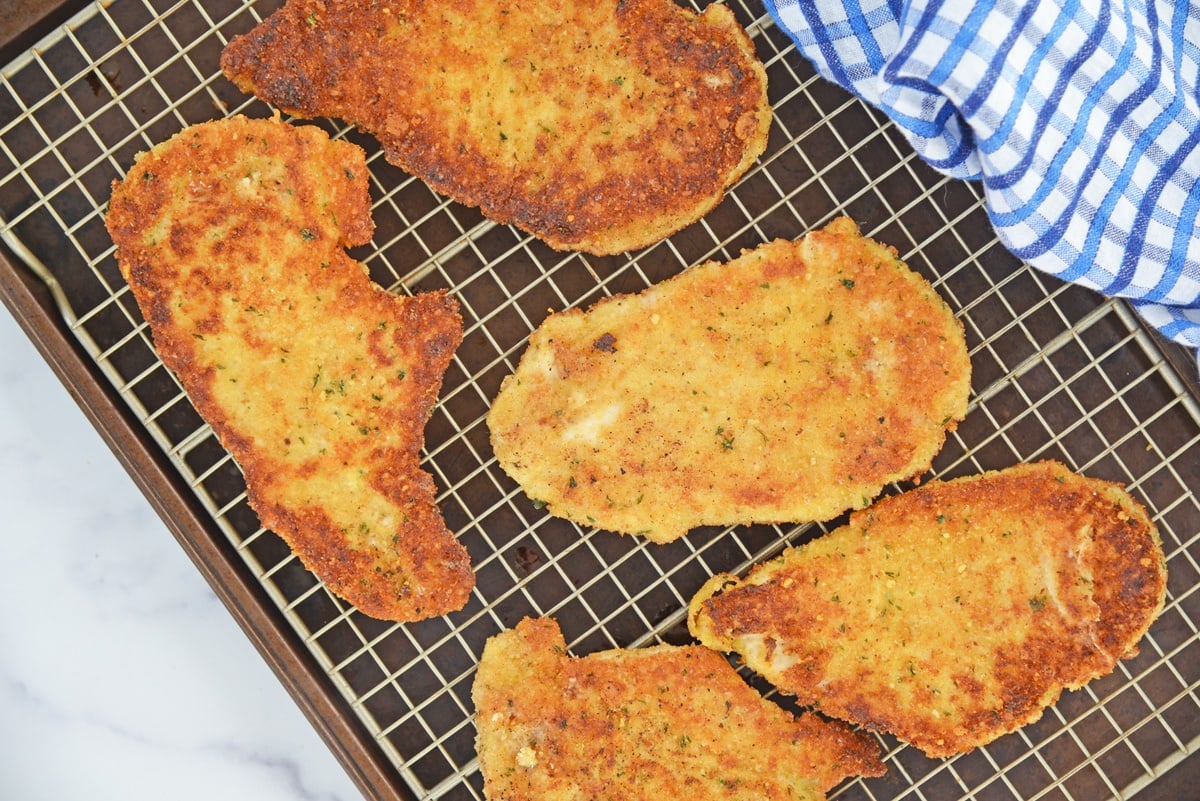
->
[219,0,770,255]
[105,115,473,621]
[472,617,884,801]
[688,461,1168,758]
[487,218,971,542]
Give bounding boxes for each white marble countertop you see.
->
[0,307,363,801]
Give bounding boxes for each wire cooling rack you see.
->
[1,2,1197,800]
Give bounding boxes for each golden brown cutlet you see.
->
[472,617,885,801]
[105,114,473,621]
[688,461,1167,757]
[487,217,971,542]
[219,0,770,255]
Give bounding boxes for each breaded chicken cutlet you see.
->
[219,0,770,255]
[487,217,971,542]
[472,617,884,801]
[688,461,1167,757]
[105,115,473,622]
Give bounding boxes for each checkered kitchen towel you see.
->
[763,0,1200,369]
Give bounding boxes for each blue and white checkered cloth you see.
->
[763,0,1200,369]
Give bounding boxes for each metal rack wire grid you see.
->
[1,1,1197,800]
